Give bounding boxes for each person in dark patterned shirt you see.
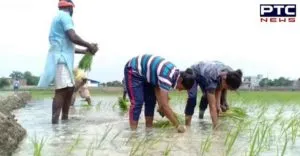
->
[185,61,243,128]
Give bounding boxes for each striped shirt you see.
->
[127,54,179,91]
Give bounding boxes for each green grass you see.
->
[67,134,81,154]
[31,135,47,156]
[200,134,212,156]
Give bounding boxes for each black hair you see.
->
[226,69,243,90]
[180,68,195,90]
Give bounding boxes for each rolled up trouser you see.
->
[124,66,156,125]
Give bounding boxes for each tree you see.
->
[259,77,293,87]
[0,78,10,89]
[9,71,24,79]
[105,80,122,87]
[259,78,269,87]
[23,71,39,85]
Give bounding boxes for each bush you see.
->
[0,78,10,89]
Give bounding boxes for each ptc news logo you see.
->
[260,4,296,23]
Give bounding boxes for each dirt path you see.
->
[0,92,31,156]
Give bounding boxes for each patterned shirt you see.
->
[127,54,180,91]
[191,61,232,92]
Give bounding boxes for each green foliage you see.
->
[259,77,294,87]
[106,81,122,87]
[79,54,93,71]
[9,71,24,79]
[24,71,39,85]
[118,97,129,112]
[0,77,10,89]
[31,135,46,156]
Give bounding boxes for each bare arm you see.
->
[215,89,222,114]
[66,29,98,54]
[67,29,91,48]
[75,48,87,54]
[155,87,179,128]
[207,91,218,128]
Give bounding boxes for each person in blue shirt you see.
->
[185,61,243,128]
[124,54,195,133]
[38,0,98,124]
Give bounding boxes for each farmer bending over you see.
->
[185,61,242,128]
[71,68,92,106]
[124,54,195,133]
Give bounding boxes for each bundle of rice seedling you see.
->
[78,53,93,71]
[219,107,247,120]
[74,68,86,81]
[153,112,185,128]
[118,97,129,112]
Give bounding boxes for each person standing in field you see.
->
[124,54,195,133]
[38,0,98,124]
[184,61,242,128]
[13,79,20,92]
[71,68,92,106]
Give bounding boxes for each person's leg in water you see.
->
[125,67,145,130]
[123,90,127,100]
[86,96,92,105]
[79,86,92,105]
[52,64,74,123]
[70,91,76,106]
[52,88,67,124]
[220,89,229,112]
[144,83,156,129]
[62,87,74,120]
[185,81,198,126]
[199,94,208,119]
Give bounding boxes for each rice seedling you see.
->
[118,97,129,112]
[95,101,101,111]
[111,130,122,143]
[270,106,284,127]
[31,135,47,156]
[200,134,212,156]
[78,54,93,71]
[249,125,259,156]
[225,122,243,156]
[281,132,288,156]
[67,134,81,154]
[95,125,113,148]
[129,137,147,156]
[153,112,185,128]
[86,141,95,156]
[163,143,173,156]
[219,107,247,121]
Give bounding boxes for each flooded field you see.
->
[11,90,300,156]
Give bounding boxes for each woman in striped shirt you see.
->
[124,54,195,133]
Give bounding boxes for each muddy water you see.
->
[12,96,300,156]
